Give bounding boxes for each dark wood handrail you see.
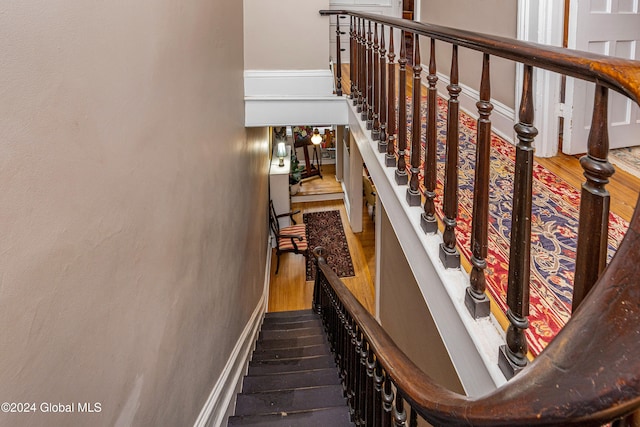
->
[320,10,640,104]
[316,211,640,425]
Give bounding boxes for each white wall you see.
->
[0,0,270,425]
[420,0,518,109]
[244,0,331,70]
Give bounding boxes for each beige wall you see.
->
[419,0,518,108]
[378,207,464,396]
[244,0,330,70]
[0,0,270,426]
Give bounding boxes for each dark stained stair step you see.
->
[248,355,336,375]
[260,318,323,331]
[227,406,352,426]
[252,344,331,362]
[242,368,341,393]
[254,335,326,351]
[263,310,317,323]
[234,385,347,416]
[259,326,324,341]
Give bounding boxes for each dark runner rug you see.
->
[303,210,355,281]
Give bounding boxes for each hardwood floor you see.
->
[295,164,343,197]
[268,168,377,315]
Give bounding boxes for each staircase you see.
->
[228,310,353,426]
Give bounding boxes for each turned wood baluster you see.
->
[439,44,461,269]
[393,393,407,427]
[409,408,418,427]
[366,22,374,128]
[421,38,438,234]
[335,16,343,96]
[360,19,368,117]
[350,17,356,101]
[378,25,388,153]
[407,34,423,206]
[498,64,537,379]
[347,317,357,419]
[365,344,375,425]
[573,84,615,311]
[372,23,381,139]
[465,53,493,319]
[359,334,368,425]
[357,19,364,112]
[395,31,409,185]
[382,375,394,426]
[338,309,348,387]
[353,328,364,424]
[373,362,384,427]
[385,28,397,167]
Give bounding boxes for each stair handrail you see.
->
[320,10,640,104]
[314,214,640,426]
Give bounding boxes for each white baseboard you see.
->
[420,68,516,145]
[193,238,272,427]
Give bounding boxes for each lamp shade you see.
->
[311,128,322,145]
[276,142,287,167]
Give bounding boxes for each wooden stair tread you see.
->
[254,335,326,350]
[234,385,347,416]
[252,344,331,361]
[230,310,350,426]
[260,318,323,331]
[259,326,325,341]
[228,406,352,426]
[264,310,315,320]
[248,355,336,375]
[242,368,341,393]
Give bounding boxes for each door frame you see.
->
[516,0,566,158]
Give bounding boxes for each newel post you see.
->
[312,247,327,314]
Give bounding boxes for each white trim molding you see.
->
[244,70,349,127]
[244,69,335,98]
[193,239,272,427]
[516,0,564,158]
[245,96,348,127]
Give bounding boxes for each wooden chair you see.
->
[269,201,309,274]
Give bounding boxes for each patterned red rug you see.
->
[304,210,355,281]
[404,96,629,355]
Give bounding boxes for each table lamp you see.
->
[276,142,287,167]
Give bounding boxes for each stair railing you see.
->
[320,9,640,378]
[313,241,640,426]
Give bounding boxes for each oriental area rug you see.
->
[304,210,355,281]
[404,96,629,356]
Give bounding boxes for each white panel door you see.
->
[563,0,640,154]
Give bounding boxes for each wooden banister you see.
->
[314,234,640,425]
[319,9,640,426]
[321,10,640,104]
